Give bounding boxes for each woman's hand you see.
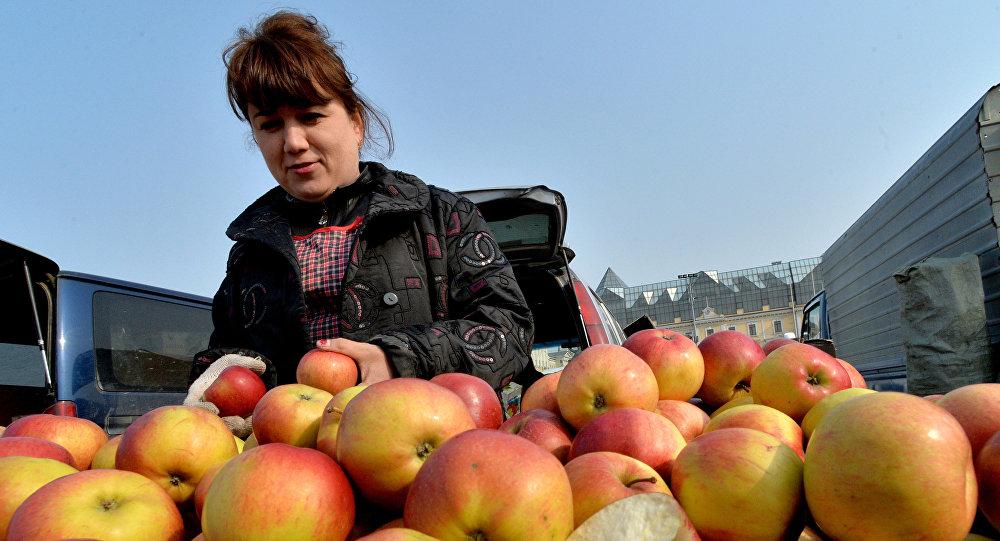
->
[316,338,395,385]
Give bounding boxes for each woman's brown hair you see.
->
[224,11,393,157]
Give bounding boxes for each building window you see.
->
[727,325,736,331]
[773,320,783,334]
[747,322,758,336]
[706,328,714,336]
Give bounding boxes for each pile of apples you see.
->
[1,331,999,541]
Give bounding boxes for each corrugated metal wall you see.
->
[821,86,1000,378]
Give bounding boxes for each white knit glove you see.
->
[184,354,268,439]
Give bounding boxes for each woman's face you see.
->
[248,99,363,203]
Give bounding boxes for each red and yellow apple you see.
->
[316,384,368,458]
[204,365,267,417]
[654,399,710,442]
[520,371,561,415]
[2,414,107,470]
[804,392,977,540]
[358,528,438,540]
[296,348,359,396]
[336,378,476,510]
[252,383,334,447]
[201,443,355,541]
[837,359,867,388]
[703,403,804,460]
[763,338,797,355]
[622,328,705,401]
[750,342,851,422]
[671,428,804,541]
[7,468,184,541]
[430,372,504,429]
[564,450,671,528]
[936,383,1000,458]
[115,405,237,504]
[695,330,765,408]
[403,429,574,540]
[498,407,574,463]
[556,344,659,429]
[0,436,75,466]
[569,407,687,479]
[800,387,876,440]
[977,430,1000,531]
[90,434,122,469]
[0,456,77,539]
[709,394,754,418]
[193,463,222,519]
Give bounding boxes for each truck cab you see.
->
[1,240,213,434]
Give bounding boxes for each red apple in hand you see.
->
[204,365,267,417]
[499,408,575,463]
[556,344,660,429]
[521,372,561,415]
[623,329,705,401]
[430,372,503,429]
[565,451,672,528]
[696,330,765,408]
[296,349,359,396]
[750,342,851,422]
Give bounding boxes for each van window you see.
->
[92,292,212,393]
[802,304,822,341]
[0,277,49,387]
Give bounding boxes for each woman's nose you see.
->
[283,125,309,154]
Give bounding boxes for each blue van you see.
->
[1,239,213,434]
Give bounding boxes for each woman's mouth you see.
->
[290,162,317,174]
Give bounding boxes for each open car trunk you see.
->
[460,186,585,383]
[0,239,58,424]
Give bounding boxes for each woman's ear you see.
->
[353,110,364,150]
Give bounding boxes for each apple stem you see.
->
[807,374,820,385]
[736,381,750,393]
[625,477,658,488]
[101,499,119,511]
[469,531,487,541]
[416,442,434,460]
[593,395,607,409]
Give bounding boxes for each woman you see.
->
[185,11,533,434]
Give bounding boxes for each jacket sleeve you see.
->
[368,197,534,391]
[189,247,277,387]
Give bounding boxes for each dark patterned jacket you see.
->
[193,162,534,391]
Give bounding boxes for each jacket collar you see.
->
[226,161,430,244]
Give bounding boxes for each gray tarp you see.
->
[894,253,996,395]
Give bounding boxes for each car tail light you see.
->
[43,401,78,417]
[573,278,610,346]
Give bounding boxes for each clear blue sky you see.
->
[3,2,999,297]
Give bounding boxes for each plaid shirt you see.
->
[293,216,364,344]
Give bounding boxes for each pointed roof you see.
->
[597,267,628,293]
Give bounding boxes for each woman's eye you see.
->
[301,113,323,124]
[257,120,280,131]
